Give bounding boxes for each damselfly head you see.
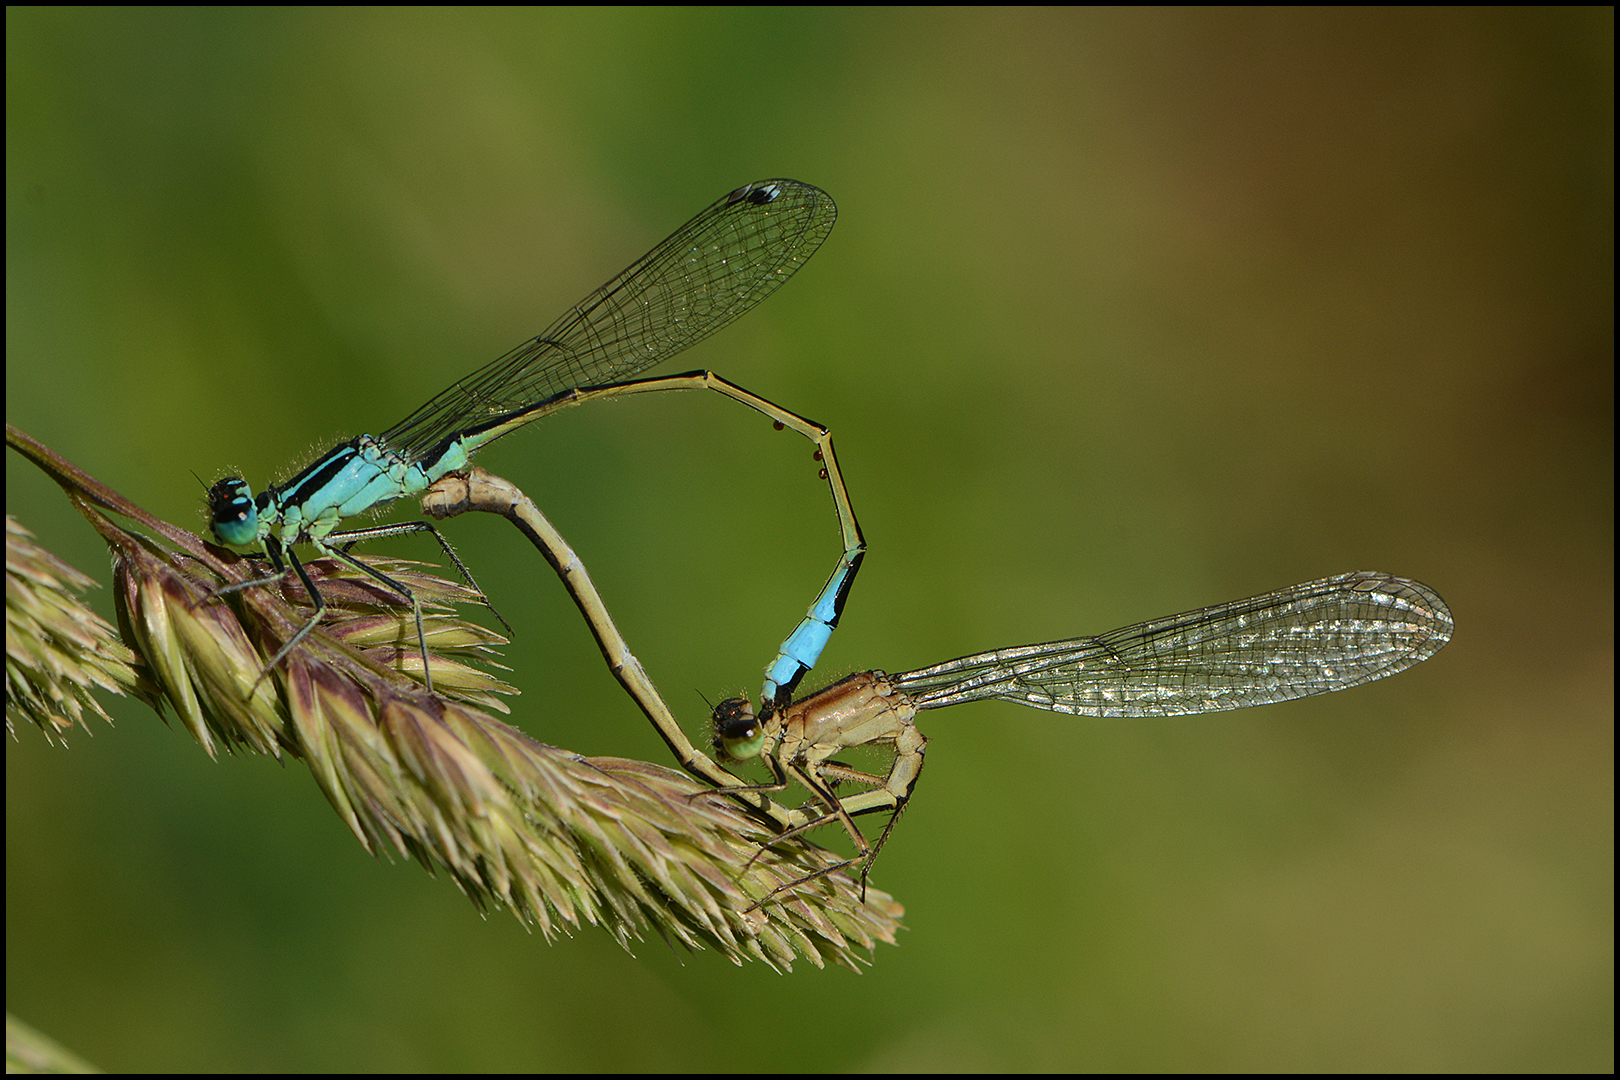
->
[711,697,766,762]
[206,477,260,547]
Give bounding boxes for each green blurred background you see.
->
[7,8,1611,1071]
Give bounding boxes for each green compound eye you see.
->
[711,698,765,761]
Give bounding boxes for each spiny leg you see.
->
[738,767,908,912]
[334,517,513,633]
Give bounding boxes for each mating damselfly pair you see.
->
[204,179,1451,905]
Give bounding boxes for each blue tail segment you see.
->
[762,548,865,713]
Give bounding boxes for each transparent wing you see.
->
[383,179,836,459]
[892,572,1451,717]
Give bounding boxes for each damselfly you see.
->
[709,571,1453,902]
[207,180,863,696]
